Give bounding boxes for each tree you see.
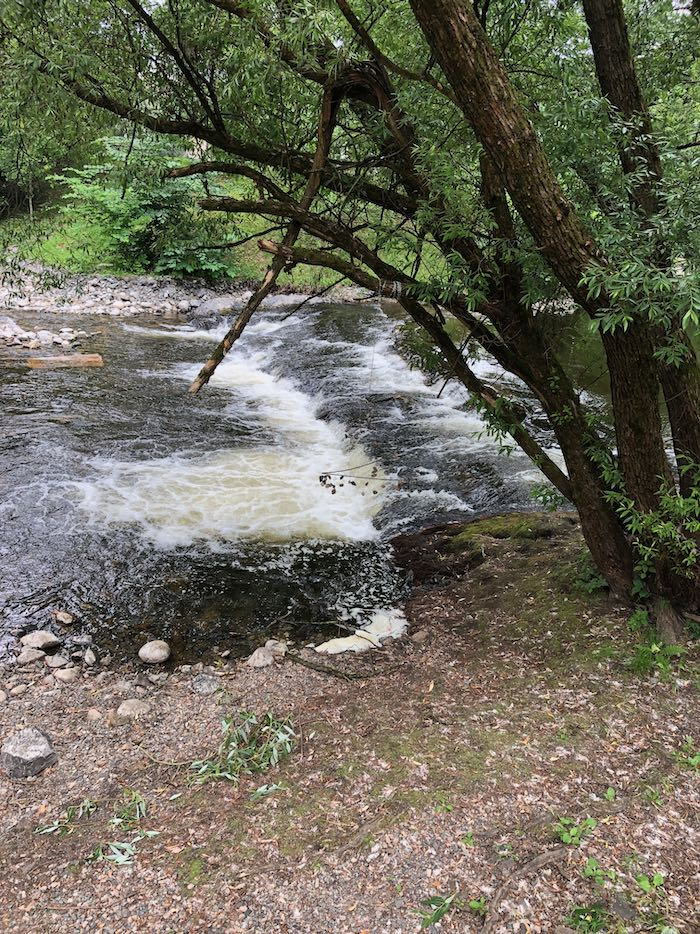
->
[1,0,699,637]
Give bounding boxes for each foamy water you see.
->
[2,300,560,658]
[75,333,385,547]
[81,307,555,550]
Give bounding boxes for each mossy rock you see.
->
[446,512,562,554]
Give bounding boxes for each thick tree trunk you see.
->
[582,0,700,489]
[408,0,696,620]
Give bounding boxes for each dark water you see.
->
[0,301,548,661]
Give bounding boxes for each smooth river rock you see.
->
[0,728,57,778]
[20,630,61,651]
[54,667,78,684]
[138,640,171,664]
[191,673,220,696]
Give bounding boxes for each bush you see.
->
[48,136,239,278]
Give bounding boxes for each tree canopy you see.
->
[2,0,700,635]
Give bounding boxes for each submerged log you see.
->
[26,353,104,369]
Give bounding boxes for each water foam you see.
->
[75,331,384,547]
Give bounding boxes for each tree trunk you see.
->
[582,0,700,489]
[408,0,696,619]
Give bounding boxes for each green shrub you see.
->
[47,136,239,278]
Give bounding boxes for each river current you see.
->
[0,300,552,660]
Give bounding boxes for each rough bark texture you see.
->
[582,0,700,488]
[408,0,696,618]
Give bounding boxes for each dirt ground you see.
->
[0,514,698,933]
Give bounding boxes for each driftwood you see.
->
[26,354,104,369]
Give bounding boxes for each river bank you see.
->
[0,514,698,933]
[0,263,372,319]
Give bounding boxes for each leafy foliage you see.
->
[190,711,295,785]
[47,137,239,277]
[554,816,597,846]
[415,892,459,928]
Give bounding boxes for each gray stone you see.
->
[0,728,57,778]
[16,647,45,665]
[20,630,61,651]
[53,610,74,627]
[411,628,430,644]
[610,895,637,922]
[0,690,7,703]
[117,698,151,719]
[54,667,78,684]
[265,639,287,659]
[86,708,103,722]
[191,673,220,696]
[84,648,98,666]
[10,683,28,697]
[138,640,171,664]
[45,654,69,669]
[245,646,275,668]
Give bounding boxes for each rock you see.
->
[10,684,28,697]
[0,728,57,778]
[191,673,220,696]
[84,648,98,666]
[610,895,637,922]
[411,628,430,643]
[16,647,46,665]
[0,690,6,703]
[86,708,103,723]
[0,315,28,341]
[45,654,69,669]
[21,630,61,650]
[54,668,78,684]
[265,639,287,659]
[53,610,74,626]
[26,353,104,369]
[117,699,151,719]
[245,646,275,668]
[138,640,171,664]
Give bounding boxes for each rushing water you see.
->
[0,300,552,660]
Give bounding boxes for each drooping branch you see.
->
[335,0,459,104]
[257,237,573,500]
[190,70,354,393]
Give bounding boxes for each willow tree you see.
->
[2,0,699,637]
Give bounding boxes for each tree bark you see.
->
[582,0,700,488]
[408,0,697,617]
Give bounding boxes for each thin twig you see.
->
[482,847,568,934]
[285,650,400,681]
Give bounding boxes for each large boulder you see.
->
[0,315,28,342]
[0,728,57,778]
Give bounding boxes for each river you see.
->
[0,299,554,661]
